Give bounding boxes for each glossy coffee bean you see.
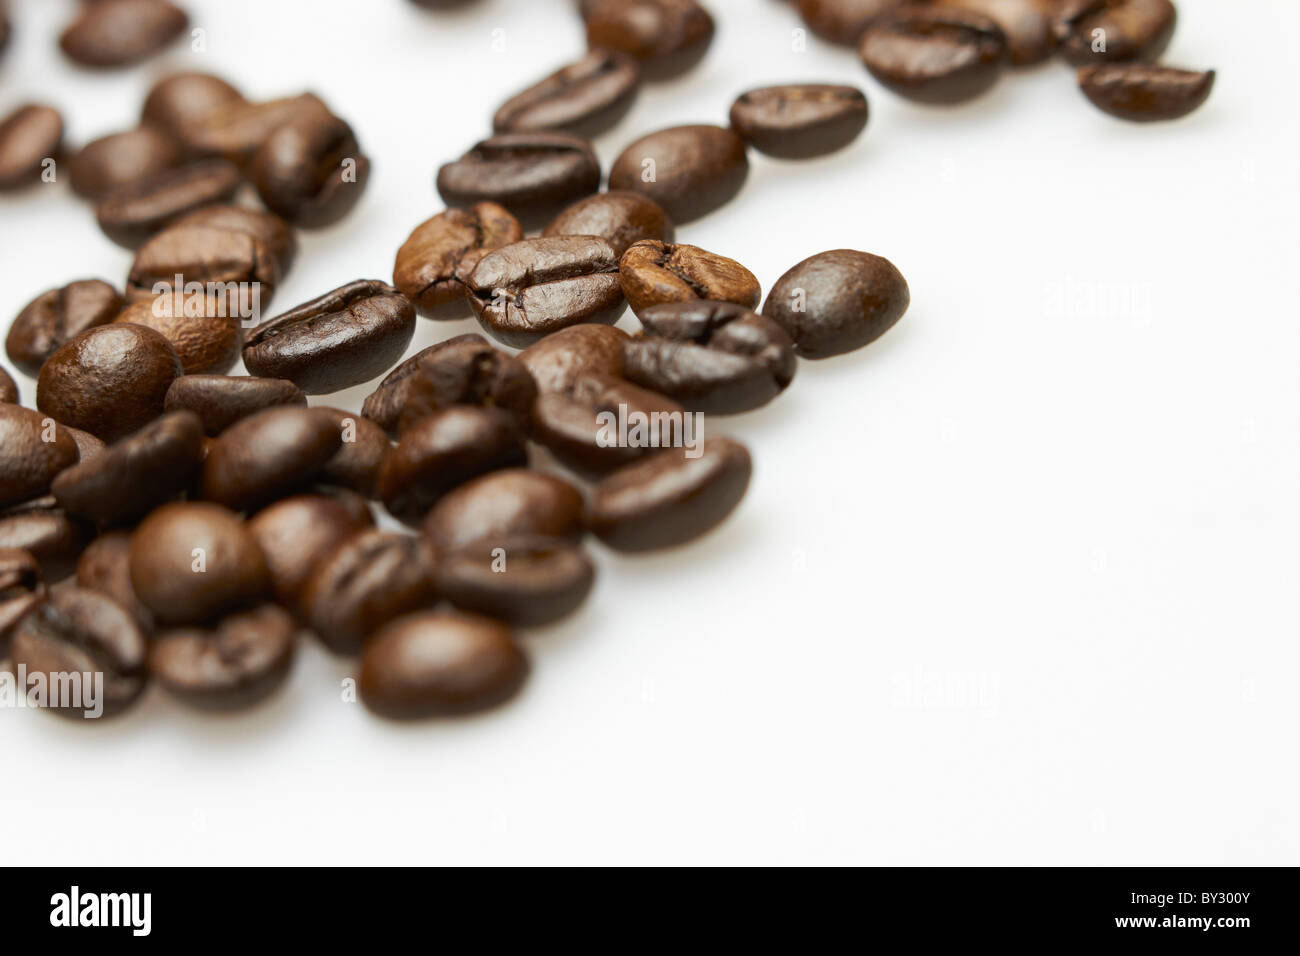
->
[51,411,203,527]
[151,603,297,710]
[168,204,297,276]
[583,0,715,80]
[466,236,625,348]
[60,0,188,68]
[361,333,486,433]
[63,427,105,462]
[763,249,909,359]
[542,190,674,258]
[518,323,629,394]
[796,0,902,45]
[860,6,1007,104]
[0,104,62,190]
[624,301,796,414]
[95,159,244,249]
[609,125,748,224]
[243,280,415,394]
[313,408,391,497]
[619,239,761,318]
[6,279,123,378]
[114,294,244,375]
[0,367,16,405]
[0,547,46,655]
[300,530,439,655]
[130,502,269,626]
[178,93,329,168]
[248,493,374,607]
[936,0,1057,66]
[10,588,148,718]
[436,535,595,627]
[164,374,305,436]
[424,468,585,552]
[201,406,342,511]
[141,71,246,142]
[126,222,283,309]
[0,404,82,508]
[494,48,641,139]
[392,203,522,320]
[436,132,602,230]
[68,126,183,200]
[729,84,868,159]
[0,497,91,582]
[76,531,153,633]
[250,105,370,228]
[1053,0,1175,66]
[1078,64,1215,122]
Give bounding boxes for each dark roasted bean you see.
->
[126,222,283,312]
[729,84,868,159]
[796,0,903,45]
[141,71,246,142]
[392,204,522,320]
[582,0,715,80]
[59,0,188,68]
[494,48,641,139]
[248,493,374,607]
[0,367,16,405]
[6,279,123,378]
[0,547,46,655]
[1077,63,1215,122]
[76,531,154,633]
[163,374,306,436]
[436,535,595,627]
[168,204,297,275]
[0,404,83,509]
[0,104,63,190]
[936,0,1058,66]
[69,126,183,200]
[619,239,761,318]
[608,125,748,224]
[542,190,674,258]
[95,159,244,248]
[518,323,629,394]
[250,103,370,228]
[314,407,391,497]
[201,406,342,511]
[361,333,489,434]
[1052,0,1175,66]
[176,93,328,168]
[423,468,586,553]
[113,293,244,375]
[859,6,1008,104]
[0,497,92,582]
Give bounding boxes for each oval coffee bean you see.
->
[0,497,92,581]
[59,0,188,67]
[248,493,374,607]
[609,125,748,224]
[583,0,715,80]
[518,324,629,394]
[151,604,297,710]
[0,404,82,509]
[313,407,391,496]
[436,132,602,230]
[729,84,868,159]
[176,93,328,168]
[859,7,1007,104]
[392,203,522,320]
[436,535,595,627]
[6,279,123,378]
[1053,0,1175,67]
[763,249,909,359]
[64,427,105,462]
[95,158,244,248]
[360,333,488,434]
[141,71,246,141]
[114,293,244,375]
[423,468,585,553]
[76,531,154,633]
[10,588,148,718]
[164,374,306,436]
[938,0,1057,66]
[169,204,297,276]
[243,280,416,394]
[201,406,342,511]
[250,105,370,228]
[130,501,269,626]
[1078,64,1215,122]
[126,223,283,309]
[796,0,902,45]
[542,190,674,258]
[0,104,63,190]
[69,126,183,200]
[619,239,760,318]
[0,366,16,405]
[0,547,46,655]
[494,48,641,139]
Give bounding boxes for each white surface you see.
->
[1,0,1296,866]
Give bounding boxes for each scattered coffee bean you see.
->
[0,547,46,655]
[1077,63,1214,122]
[619,239,761,318]
[201,406,342,512]
[114,293,245,375]
[0,366,16,405]
[582,0,715,80]
[494,48,641,139]
[796,0,902,45]
[69,126,183,200]
[609,124,748,224]
[250,104,370,228]
[938,0,1057,66]
[163,374,306,436]
[1053,0,1176,66]
[424,468,586,552]
[859,6,1007,104]
[542,190,675,258]
[141,71,246,142]
[0,403,82,508]
[60,0,189,68]
[76,531,154,633]
[178,93,329,168]
[392,203,522,320]
[126,222,283,310]
[313,407,391,497]
[168,204,297,275]
[436,535,595,627]
[0,104,63,190]
[6,279,123,377]
[95,158,244,248]
[518,323,629,393]
[729,84,868,159]
[361,333,488,434]
[249,493,375,607]
[0,496,91,581]
[64,427,105,462]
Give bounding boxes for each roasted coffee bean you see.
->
[64,427,105,462]
[796,0,903,45]
[242,280,416,394]
[68,126,183,200]
[6,279,123,378]
[763,249,909,358]
[114,293,244,375]
[0,366,16,405]
[0,104,63,190]
[542,190,674,258]
[1078,64,1215,122]
[151,603,297,710]
[589,437,751,551]
[51,411,203,527]
[130,501,269,626]
[0,547,45,655]
[583,0,715,80]
[0,2,9,56]
[248,493,374,606]
[518,324,629,393]
[436,132,602,230]
[201,406,342,511]
[0,403,81,508]
[126,222,283,310]
[60,0,189,68]
[423,469,586,552]
[392,204,522,320]
[494,48,641,139]
[609,125,748,224]
[250,105,370,228]
[619,239,761,318]
[164,374,305,436]
[95,159,244,248]
[311,407,390,496]
[178,93,329,168]
[10,588,148,718]
[168,204,297,275]
[436,535,595,627]
[141,71,246,142]
[729,84,868,159]
[466,236,626,347]
[0,497,91,582]
[299,529,439,655]
[360,610,528,720]
[935,0,1057,66]
[1053,0,1175,66]
[76,531,153,633]
[361,333,487,433]
[860,6,1007,104]
[378,407,529,525]
[624,301,796,414]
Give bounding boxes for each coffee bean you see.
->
[542,190,674,258]
[0,2,9,56]
[494,48,641,138]
[436,132,602,230]
[64,426,105,462]
[243,280,416,394]
[60,0,189,68]
[201,406,342,511]
[76,531,154,633]
[936,0,1058,66]
[248,493,374,607]
[300,529,439,655]
[0,547,46,656]
[178,93,329,168]
[168,204,297,276]
[583,0,715,80]
[51,410,204,527]
[312,407,391,497]
[130,501,269,626]
[6,279,123,377]
[126,222,283,312]
[69,126,183,200]
[796,0,902,45]
[608,124,748,224]
[0,366,16,405]
[114,293,245,375]
[250,104,370,228]
[0,497,91,582]
[466,236,626,347]
[1053,0,1175,66]
[10,588,148,718]
[423,468,586,552]
[164,374,306,436]
[436,535,595,627]
[360,333,487,433]
[859,6,1007,104]
[95,158,244,248]
[762,249,909,358]
[619,239,761,318]
[0,403,81,508]
[392,204,522,320]
[141,71,246,142]
[518,323,629,393]
[1078,63,1214,122]
[0,104,62,190]
[729,84,868,159]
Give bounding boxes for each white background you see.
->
[1,0,1296,866]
